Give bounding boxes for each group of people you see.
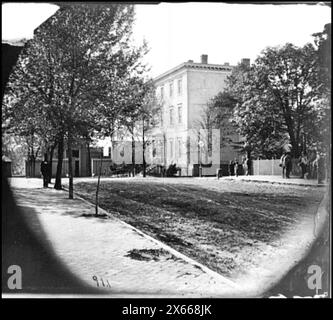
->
[280,150,325,181]
[228,156,251,177]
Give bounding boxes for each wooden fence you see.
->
[252,158,301,176]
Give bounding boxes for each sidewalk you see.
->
[222,175,327,187]
[8,178,242,297]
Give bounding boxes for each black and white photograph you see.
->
[1,1,331,304]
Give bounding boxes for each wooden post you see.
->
[68,132,74,199]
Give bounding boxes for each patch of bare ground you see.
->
[73,178,325,279]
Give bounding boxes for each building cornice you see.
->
[154,62,234,83]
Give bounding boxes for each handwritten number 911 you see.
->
[92,275,111,288]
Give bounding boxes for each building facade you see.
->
[150,54,244,176]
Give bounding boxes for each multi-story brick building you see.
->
[150,54,246,176]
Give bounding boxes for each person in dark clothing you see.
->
[228,160,234,176]
[284,153,292,178]
[298,152,308,179]
[280,152,286,178]
[40,155,49,188]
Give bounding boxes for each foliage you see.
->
[1,134,27,175]
[231,41,326,158]
[120,78,161,176]
[2,4,148,195]
[310,23,331,156]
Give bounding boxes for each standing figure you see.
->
[246,156,251,176]
[298,152,308,179]
[284,152,292,178]
[241,156,247,176]
[280,153,286,178]
[234,158,239,177]
[313,151,326,184]
[40,154,49,188]
[228,160,234,176]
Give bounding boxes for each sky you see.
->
[1,3,59,43]
[1,2,331,76]
[132,2,331,77]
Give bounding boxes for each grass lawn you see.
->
[72,177,325,279]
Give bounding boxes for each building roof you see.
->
[154,61,234,83]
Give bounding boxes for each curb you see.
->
[62,186,242,292]
[222,177,327,187]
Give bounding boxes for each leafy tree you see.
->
[310,23,331,181]
[208,91,241,154]
[313,23,331,94]
[3,4,148,198]
[137,80,161,177]
[1,135,26,176]
[2,78,51,176]
[231,43,321,158]
[310,23,331,154]
[120,77,159,177]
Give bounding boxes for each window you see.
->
[169,107,174,125]
[160,86,164,99]
[177,104,182,124]
[177,79,182,95]
[169,82,173,97]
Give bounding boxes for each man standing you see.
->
[40,154,49,188]
[313,151,326,184]
[244,155,251,176]
[280,153,286,178]
[284,152,292,179]
[228,160,234,176]
[299,152,308,179]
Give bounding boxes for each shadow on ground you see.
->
[2,177,101,294]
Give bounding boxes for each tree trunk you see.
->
[86,141,91,177]
[32,155,36,177]
[283,108,299,158]
[142,120,146,177]
[131,133,136,177]
[95,152,103,216]
[68,131,74,199]
[48,144,56,183]
[27,153,32,177]
[54,134,64,190]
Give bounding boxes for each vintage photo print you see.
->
[1,1,331,304]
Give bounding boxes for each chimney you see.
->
[241,58,250,67]
[200,54,208,64]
